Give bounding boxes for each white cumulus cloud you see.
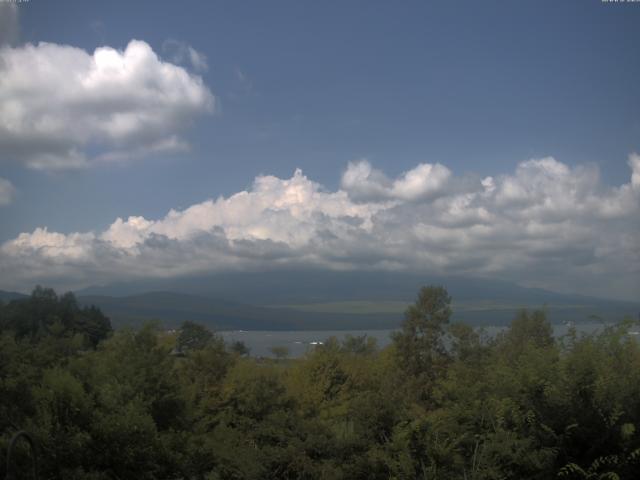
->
[0,156,638,300]
[341,160,451,202]
[0,39,214,170]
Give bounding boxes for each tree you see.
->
[270,345,290,361]
[502,309,554,352]
[3,283,640,479]
[76,304,112,347]
[176,321,213,353]
[230,340,250,356]
[0,287,111,347]
[391,285,452,401]
[341,334,378,355]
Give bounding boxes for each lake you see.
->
[220,322,621,357]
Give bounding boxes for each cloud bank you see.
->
[0,39,214,170]
[1,156,639,300]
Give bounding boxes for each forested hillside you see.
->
[1,287,639,479]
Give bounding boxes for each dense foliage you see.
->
[1,286,639,479]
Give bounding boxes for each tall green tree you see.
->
[392,285,452,396]
[176,320,214,353]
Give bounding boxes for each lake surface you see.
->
[220,322,619,358]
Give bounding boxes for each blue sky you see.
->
[0,1,639,299]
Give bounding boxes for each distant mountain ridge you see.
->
[4,271,637,331]
[0,290,28,302]
[76,270,624,304]
[76,291,400,330]
[70,271,639,330]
